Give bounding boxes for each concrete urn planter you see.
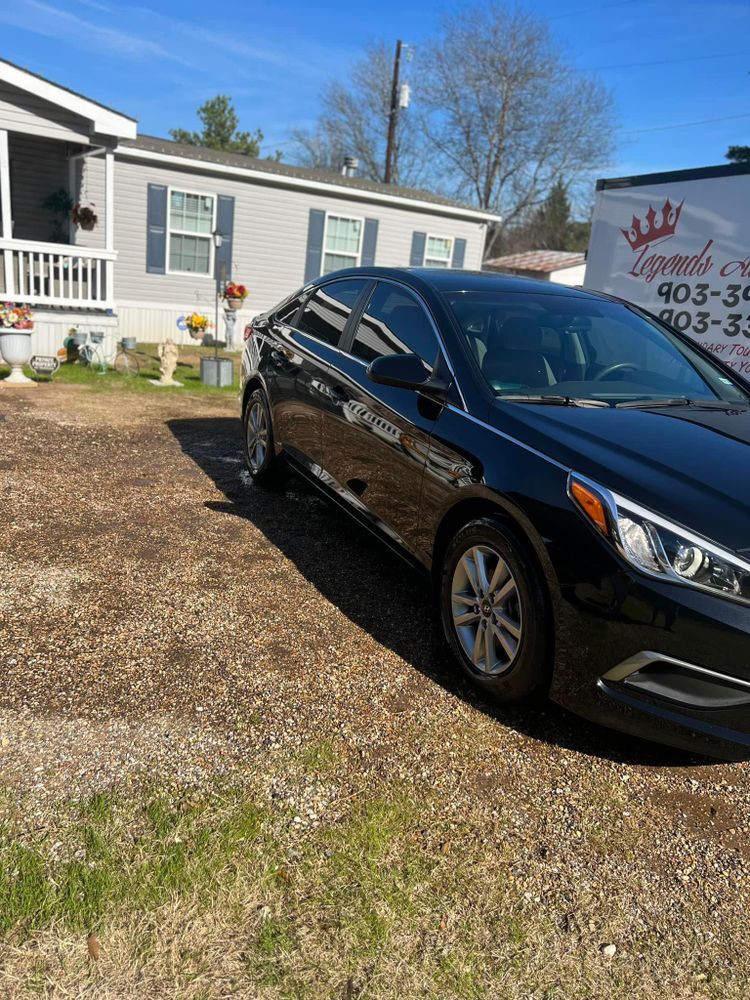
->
[0,329,35,385]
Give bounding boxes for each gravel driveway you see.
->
[1,383,749,996]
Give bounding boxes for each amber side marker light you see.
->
[570,480,609,535]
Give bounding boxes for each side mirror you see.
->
[367,352,431,390]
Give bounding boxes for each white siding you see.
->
[549,264,586,287]
[0,80,91,142]
[113,154,486,317]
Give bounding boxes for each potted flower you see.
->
[223,281,248,311]
[184,312,209,340]
[71,203,98,231]
[0,303,35,385]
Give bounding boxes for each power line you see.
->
[584,50,750,72]
[623,112,750,136]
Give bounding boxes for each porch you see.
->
[0,134,116,309]
[0,57,137,313]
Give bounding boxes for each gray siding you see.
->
[0,80,91,141]
[71,152,105,250]
[113,154,486,314]
[8,133,68,241]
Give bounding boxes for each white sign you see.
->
[585,168,750,380]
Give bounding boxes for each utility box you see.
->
[200,357,233,387]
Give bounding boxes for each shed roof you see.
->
[483,250,586,273]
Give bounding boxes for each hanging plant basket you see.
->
[71,204,98,231]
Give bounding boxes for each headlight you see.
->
[568,473,750,605]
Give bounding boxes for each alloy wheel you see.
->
[246,400,269,472]
[450,544,523,675]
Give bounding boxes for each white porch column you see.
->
[104,148,115,305]
[0,129,14,297]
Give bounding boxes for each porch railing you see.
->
[0,239,116,309]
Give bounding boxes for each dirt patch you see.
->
[2,382,750,997]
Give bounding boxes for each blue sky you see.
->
[1,0,749,188]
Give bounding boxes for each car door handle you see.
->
[330,384,349,402]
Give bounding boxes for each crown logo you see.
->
[621,198,684,252]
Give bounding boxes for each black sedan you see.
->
[240,267,750,760]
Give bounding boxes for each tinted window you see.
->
[296,279,368,346]
[444,290,750,404]
[352,283,439,370]
[275,291,305,325]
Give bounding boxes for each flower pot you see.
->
[120,337,137,351]
[79,218,96,231]
[225,297,243,311]
[0,330,35,385]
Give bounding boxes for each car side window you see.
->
[351,283,439,371]
[295,279,368,347]
[275,291,306,325]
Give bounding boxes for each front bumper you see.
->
[548,548,750,760]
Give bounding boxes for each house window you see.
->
[168,190,214,274]
[323,215,363,273]
[425,235,453,268]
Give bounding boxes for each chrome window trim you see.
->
[602,650,750,692]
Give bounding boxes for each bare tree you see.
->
[292,42,428,186]
[418,4,615,256]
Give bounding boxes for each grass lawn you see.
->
[0,341,239,395]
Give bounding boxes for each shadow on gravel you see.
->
[168,416,713,769]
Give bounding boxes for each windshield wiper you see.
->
[616,398,743,409]
[499,394,611,408]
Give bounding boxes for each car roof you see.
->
[315,266,601,300]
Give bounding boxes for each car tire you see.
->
[440,517,551,704]
[243,388,280,486]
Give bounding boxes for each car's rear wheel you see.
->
[243,388,279,485]
[440,517,551,703]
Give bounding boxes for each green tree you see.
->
[530,179,571,249]
[726,145,750,163]
[170,95,279,159]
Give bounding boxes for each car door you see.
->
[321,280,448,554]
[266,278,370,474]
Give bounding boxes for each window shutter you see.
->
[361,218,378,267]
[305,209,326,282]
[215,194,235,281]
[451,238,467,269]
[146,183,167,274]
[409,231,426,267]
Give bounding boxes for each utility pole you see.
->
[384,39,402,185]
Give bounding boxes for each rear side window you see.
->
[351,283,439,370]
[296,278,368,346]
[275,292,305,325]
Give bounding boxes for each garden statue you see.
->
[149,338,182,387]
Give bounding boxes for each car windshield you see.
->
[445,290,750,406]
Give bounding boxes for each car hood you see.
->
[488,399,750,553]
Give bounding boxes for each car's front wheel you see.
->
[243,388,279,485]
[440,517,551,703]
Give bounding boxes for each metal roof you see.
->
[121,135,495,218]
[483,250,586,273]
